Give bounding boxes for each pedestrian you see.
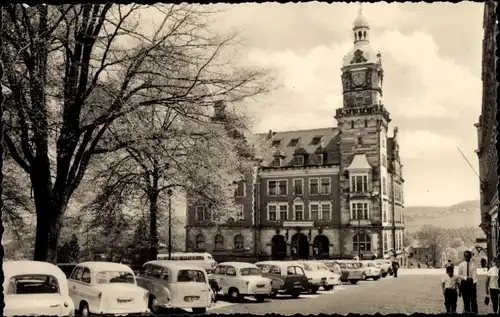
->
[391,254,399,278]
[457,250,478,313]
[485,257,500,313]
[441,265,460,313]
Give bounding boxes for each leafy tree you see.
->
[68,234,80,262]
[1,4,271,262]
[415,224,449,267]
[449,237,465,249]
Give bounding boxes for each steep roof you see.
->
[252,127,341,167]
[347,153,372,170]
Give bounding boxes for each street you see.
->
[201,271,491,315]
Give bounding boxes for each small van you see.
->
[157,252,217,274]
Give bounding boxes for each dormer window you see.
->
[311,136,322,145]
[272,140,281,147]
[273,157,282,166]
[290,138,300,146]
[293,155,304,166]
[316,154,324,165]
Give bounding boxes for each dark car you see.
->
[56,263,77,278]
[256,261,310,298]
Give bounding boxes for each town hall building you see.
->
[185,8,406,262]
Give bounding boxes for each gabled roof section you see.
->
[273,148,286,157]
[346,153,372,171]
[251,127,340,167]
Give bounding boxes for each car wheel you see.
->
[389,272,393,276]
[79,302,89,317]
[310,286,319,294]
[373,276,380,281]
[192,308,207,314]
[350,280,359,285]
[291,291,300,298]
[228,288,241,302]
[149,295,161,315]
[361,273,366,280]
[255,295,266,302]
[381,273,387,278]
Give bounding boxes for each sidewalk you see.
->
[399,267,488,276]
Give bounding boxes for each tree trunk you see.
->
[148,192,159,261]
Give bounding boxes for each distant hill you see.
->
[404,200,481,232]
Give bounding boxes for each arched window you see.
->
[234,234,244,250]
[363,31,367,39]
[354,32,357,40]
[358,31,362,39]
[195,234,205,250]
[353,232,371,252]
[214,234,225,250]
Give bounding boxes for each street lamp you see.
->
[167,189,173,260]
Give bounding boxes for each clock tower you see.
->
[334,5,392,258]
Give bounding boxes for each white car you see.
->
[308,261,342,289]
[136,260,212,314]
[68,262,149,316]
[360,261,382,280]
[293,261,328,294]
[3,260,75,317]
[213,262,272,302]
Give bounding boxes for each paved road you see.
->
[207,274,493,315]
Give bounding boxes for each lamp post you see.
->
[167,189,173,260]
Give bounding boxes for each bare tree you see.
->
[1,4,271,262]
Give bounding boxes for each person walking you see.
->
[485,257,500,313]
[441,265,460,313]
[457,250,478,313]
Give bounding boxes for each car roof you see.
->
[77,262,133,272]
[218,262,257,268]
[255,261,291,267]
[146,260,206,271]
[3,261,69,292]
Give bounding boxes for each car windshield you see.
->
[240,268,261,276]
[316,263,330,271]
[96,271,135,284]
[177,269,206,283]
[8,274,60,295]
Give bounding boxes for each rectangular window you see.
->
[321,203,331,220]
[294,155,304,166]
[293,179,303,196]
[310,203,319,220]
[273,157,281,166]
[268,181,277,196]
[382,154,387,167]
[309,178,319,195]
[350,175,369,192]
[236,204,244,220]
[235,182,245,197]
[278,180,288,196]
[195,206,205,222]
[316,154,324,165]
[279,204,288,221]
[384,232,388,251]
[268,205,277,221]
[382,177,387,195]
[272,140,281,147]
[320,177,331,195]
[351,202,369,220]
[294,204,304,221]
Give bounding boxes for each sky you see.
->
[204,1,485,207]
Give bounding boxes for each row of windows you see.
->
[267,202,332,221]
[382,231,404,252]
[195,233,245,251]
[267,178,331,196]
[273,153,325,167]
[195,205,244,222]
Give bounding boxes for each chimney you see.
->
[213,100,226,120]
[267,129,273,139]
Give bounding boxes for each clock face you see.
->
[352,71,366,86]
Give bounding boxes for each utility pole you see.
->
[167,189,173,260]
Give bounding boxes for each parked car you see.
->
[157,252,217,274]
[378,260,393,277]
[67,262,149,316]
[136,260,211,314]
[337,260,365,284]
[256,261,310,298]
[296,261,341,290]
[212,262,272,302]
[322,260,348,282]
[3,260,76,317]
[360,261,382,280]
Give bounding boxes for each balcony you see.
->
[349,190,377,199]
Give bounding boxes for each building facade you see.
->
[186,9,406,263]
[476,0,498,261]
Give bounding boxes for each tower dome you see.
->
[353,6,369,29]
